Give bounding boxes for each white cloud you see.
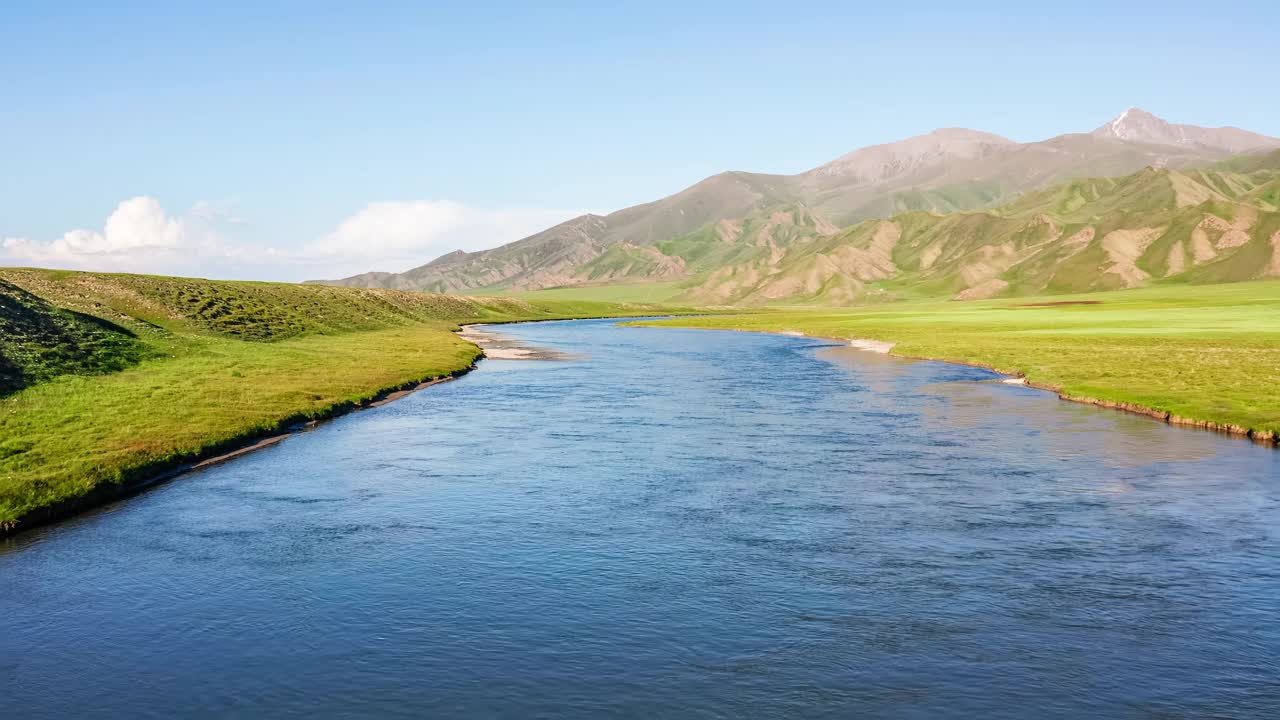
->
[2,196,593,281]
[308,200,471,258]
[1,196,260,275]
[304,200,589,273]
[5,197,181,261]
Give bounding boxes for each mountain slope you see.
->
[319,172,807,293]
[311,110,1280,296]
[330,214,612,293]
[794,131,1242,224]
[687,153,1280,305]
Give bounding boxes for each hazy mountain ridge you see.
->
[1091,107,1280,153]
[311,110,1280,300]
[803,128,1016,183]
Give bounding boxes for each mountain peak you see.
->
[1091,108,1280,153]
[807,127,1014,181]
[1093,107,1178,143]
[1113,107,1166,127]
[926,127,1014,141]
[423,249,470,268]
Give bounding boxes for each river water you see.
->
[2,319,1278,718]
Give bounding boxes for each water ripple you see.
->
[1,319,1278,718]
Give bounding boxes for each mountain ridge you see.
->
[310,110,1280,299]
[1091,107,1280,153]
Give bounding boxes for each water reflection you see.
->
[817,344,1224,467]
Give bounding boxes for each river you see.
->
[2,319,1278,718]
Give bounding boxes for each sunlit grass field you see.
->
[0,325,480,522]
[637,281,1280,437]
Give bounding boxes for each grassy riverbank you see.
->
[0,268,682,531]
[635,281,1280,441]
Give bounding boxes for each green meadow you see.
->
[636,280,1280,438]
[0,268,680,529]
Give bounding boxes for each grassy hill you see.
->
[0,278,144,394]
[0,268,641,344]
[0,268,681,533]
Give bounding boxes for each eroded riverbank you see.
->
[457,324,577,360]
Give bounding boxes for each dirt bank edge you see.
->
[0,358,480,539]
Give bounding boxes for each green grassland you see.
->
[0,268,683,530]
[636,280,1280,438]
[1,278,145,393]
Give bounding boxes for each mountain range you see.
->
[311,109,1280,303]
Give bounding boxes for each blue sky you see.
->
[2,1,1277,280]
